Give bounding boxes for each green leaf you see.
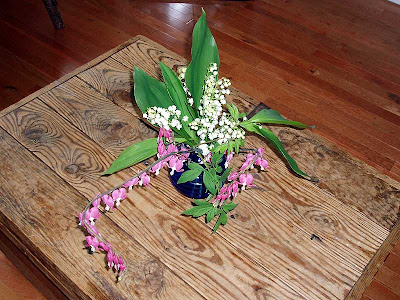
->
[227,103,240,120]
[220,211,228,225]
[216,166,222,173]
[182,205,211,217]
[211,152,223,165]
[177,169,203,184]
[193,199,212,206]
[213,215,222,233]
[220,168,232,183]
[159,62,196,121]
[103,138,158,175]
[213,211,228,233]
[206,207,216,223]
[222,202,238,212]
[133,66,174,113]
[192,206,212,217]
[213,143,229,154]
[185,9,220,110]
[188,162,204,171]
[248,109,308,128]
[203,170,217,195]
[240,122,313,180]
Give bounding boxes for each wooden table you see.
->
[0,36,399,300]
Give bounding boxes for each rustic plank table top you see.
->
[0,36,399,300]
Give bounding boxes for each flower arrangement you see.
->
[77,9,314,282]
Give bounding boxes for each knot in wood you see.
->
[65,163,80,174]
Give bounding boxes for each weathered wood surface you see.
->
[0,36,399,299]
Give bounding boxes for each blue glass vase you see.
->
[169,152,226,199]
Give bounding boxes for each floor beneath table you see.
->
[0,0,400,299]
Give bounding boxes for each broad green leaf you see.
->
[211,152,223,165]
[103,138,157,175]
[182,206,201,216]
[188,162,204,171]
[177,169,203,184]
[206,207,216,223]
[194,199,212,206]
[203,170,217,195]
[185,9,220,109]
[182,205,211,217]
[248,109,308,128]
[227,103,240,120]
[240,122,313,180]
[192,206,212,217]
[222,202,238,212]
[133,66,174,113]
[216,166,222,173]
[159,62,196,121]
[213,143,229,154]
[220,211,228,225]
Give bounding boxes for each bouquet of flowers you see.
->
[77,9,313,281]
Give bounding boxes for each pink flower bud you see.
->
[107,250,114,268]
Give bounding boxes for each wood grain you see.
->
[0,126,204,300]
[0,99,305,299]
[37,71,390,298]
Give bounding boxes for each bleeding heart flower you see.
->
[225,152,234,168]
[107,250,114,268]
[255,158,270,171]
[150,161,164,175]
[102,194,115,211]
[231,181,239,198]
[99,242,110,252]
[239,173,254,190]
[78,211,89,227]
[139,172,150,186]
[85,236,99,254]
[113,255,120,271]
[168,156,184,175]
[123,177,139,190]
[88,207,100,225]
[228,171,238,181]
[240,153,255,171]
[112,188,127,207]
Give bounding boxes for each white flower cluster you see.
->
[178,67,194,106]
[186,63,243,155]
[143,105,183,131]
[210,112,245,144]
